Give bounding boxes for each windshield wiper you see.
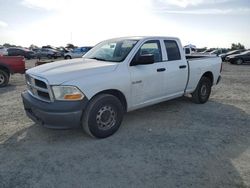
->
[88,57,107,61]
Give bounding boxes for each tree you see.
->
[29,44,39,50]
[66,43,77,49]
[3,43,15,48]
[231,43,245,50]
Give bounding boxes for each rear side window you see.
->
[164,40,181,61]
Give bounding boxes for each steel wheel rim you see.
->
[201,84,208,98]
[96,105,116,130]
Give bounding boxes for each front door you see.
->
[129,40,166,106]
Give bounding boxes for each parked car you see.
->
[36,48,61,59]
[57,47,70,57]
[227,50,250,65]
[7,47,36,59]
[220,50,245,61]
[0,56,25,87]
[64,47,92,59]
[22,36,222,138]
[209,49,228,56]
[0,46,8,56]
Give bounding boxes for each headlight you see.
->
[52,86,84,101]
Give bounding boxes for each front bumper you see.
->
[21,91,89,129]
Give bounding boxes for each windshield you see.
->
[240,50,250,55]
[84,39,138,62]
[226,50,238,55]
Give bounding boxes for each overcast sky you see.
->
[0,0,249,48]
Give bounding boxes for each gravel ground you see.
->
[0,60,249,188]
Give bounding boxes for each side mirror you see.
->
[131,54,154,66]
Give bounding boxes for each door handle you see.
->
[179,65,187,69]
[157,68,166,72]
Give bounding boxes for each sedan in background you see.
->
[64,46,92,59]
[36,48,62,59]
[7,47,36,59]
[220,50,245,61]
[227,50,250,65]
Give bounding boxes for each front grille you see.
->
[35,79,47,88]
[26,74,53,102]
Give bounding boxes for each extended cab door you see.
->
[129,40,167,106]
[162,40,188,97]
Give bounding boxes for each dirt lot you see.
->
[0,60,250,188]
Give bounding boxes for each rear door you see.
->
[163,40,188,97]
[129,40,166,106]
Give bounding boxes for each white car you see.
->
[64,47,92,59]
[0,47,8,56]
[22,36,222,138]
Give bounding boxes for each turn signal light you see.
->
[64,94,83,100]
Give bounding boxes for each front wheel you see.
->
[82,94,124,138]
[192,77,212,104]
[65,56,71,59]
[0,70,9,87]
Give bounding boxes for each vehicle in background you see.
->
[56,47,70,57]
[183,44,197,55]
[0,56,25,87]
[209,49,228,56]
[227,50,250,65]
[36,48,62,59]
[64,47,92,59]
[0,46,8,56]
[220,50,245,61]
[7,47,36,59]
[22,36,222,138]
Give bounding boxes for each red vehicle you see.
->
[0,56,25,87]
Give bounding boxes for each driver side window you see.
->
[133,40,162,63]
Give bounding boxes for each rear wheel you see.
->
[82,94,124,138]
[192,77,212,104]
[235,58,243,65]
[0,70,9,87]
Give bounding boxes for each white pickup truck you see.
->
[22,36,222,138]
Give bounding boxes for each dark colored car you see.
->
[36,48,62,59]
[7,47,36,59]
[227,50,250,65]
[0,56,25,87]
[220,50,245,62]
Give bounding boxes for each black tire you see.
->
[192,77,212,104]
[235,58,244,65]
[0,70,9,87]
[82,94,124,138]
[65,55,71,59]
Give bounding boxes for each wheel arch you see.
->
[0,63,11,76]
[91,89,128,112]
[201,71,214,84]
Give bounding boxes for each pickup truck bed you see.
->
[0,56,25,87]
[186,56,222,93]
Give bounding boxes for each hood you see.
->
[26,58,118,85]
[227,54,240,59]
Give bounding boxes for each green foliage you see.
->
[66,43,77,49]
[231,43,245,50]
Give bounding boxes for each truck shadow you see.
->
[0,98,250,187]
[0,84,17,94]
